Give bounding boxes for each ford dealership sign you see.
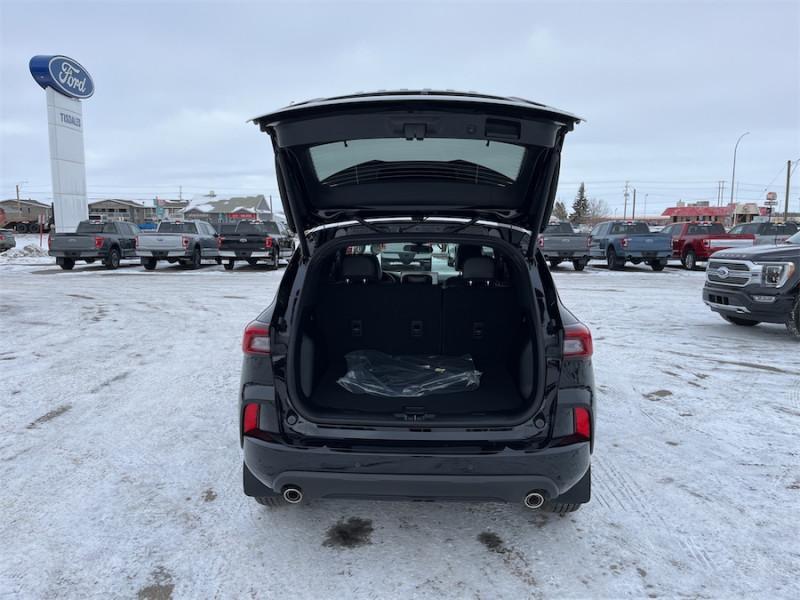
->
[29,55,94,99]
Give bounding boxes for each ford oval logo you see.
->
[29,55,94,99]
[716,266,730,279]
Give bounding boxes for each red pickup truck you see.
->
[661,222,755,270]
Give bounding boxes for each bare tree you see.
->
[586,198,610,222]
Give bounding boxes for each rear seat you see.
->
[317,254,389,356]
[442,256,518,363]
[318,253,518,363]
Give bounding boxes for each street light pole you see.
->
[729,132,750,207]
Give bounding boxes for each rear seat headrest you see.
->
[455,244,483,270]
[462,256,496,281]
[341,254,382,283]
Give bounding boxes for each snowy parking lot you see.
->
[1,242,798,598]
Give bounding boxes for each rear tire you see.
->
[142,258,157,270]
[541,502,583,515]
[58,257,75,270]
[549,259,562,269]
[606,248,624,270]
[105,247,121,270]
[787,296,800,338]
[189,246,201,270]
[722,315,760,327]
[572,258,587,271]
[682,249,698,270]
[254,495,288,508]
[224,260,235,271]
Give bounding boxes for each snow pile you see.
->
[1,244,48,258]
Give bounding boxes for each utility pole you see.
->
[623,181,630,220]
[720,181,725,206]
[179,185,183,202]
[784,160,792,222]
[632,188,637,220]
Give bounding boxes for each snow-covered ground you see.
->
[1,254,798,598]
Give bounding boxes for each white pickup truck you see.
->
[136,220,220,270]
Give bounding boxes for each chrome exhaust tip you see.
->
[523,491,546,510]
[283,486,303,504]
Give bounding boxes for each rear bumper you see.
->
[219,250,273,259]
[625,250,671,259]
[542,251,589,260]
[136,249,186,258]
[703,284,794,324]
[49,250,104,258]
[243,436,590,502]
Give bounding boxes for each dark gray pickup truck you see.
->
[49,220,139,270]
[539,222,591,270]
[703,230,800,337]
[218,220,295,270]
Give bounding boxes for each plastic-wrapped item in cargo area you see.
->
[336,350,482,397]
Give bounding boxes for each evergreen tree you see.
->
[570,183,589,224]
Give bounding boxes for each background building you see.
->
[182,191,273,225]
[88,199,156,223]
[662,201,767,227]
[0,198,53,232]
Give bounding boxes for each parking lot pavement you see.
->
[1,260,797,598]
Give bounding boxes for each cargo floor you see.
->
[307,361,524,416]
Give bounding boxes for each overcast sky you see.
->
[1,0,798,216]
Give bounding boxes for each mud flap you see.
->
[243,462,275,497]
[551,466,591,504]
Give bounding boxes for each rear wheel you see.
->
[682,249,698,270]
[572,258,587,271]
[224,260,235,270]
[606,248,624,270]
[58,257,75,270]
[215,257,222,265]
[722,315,760,327]
[254,495,288,508]
[787,296,800,338]
[105,247,121,270]
[189,247,201,269]
[142,258,157,270]
[549,259,562,269]
[541,502,583,515]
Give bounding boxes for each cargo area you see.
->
[292,243,540,423]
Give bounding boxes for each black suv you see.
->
[239,91,595,513]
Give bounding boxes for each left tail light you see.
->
[265,237,273,249]
[182,236,190,249]
[242,322,270,355]
[537,236,544,248]
[134,236,139,249]
[586,236,592,249]
[703,239,711,249]
[563,323,593,359]
[94,236,104,249]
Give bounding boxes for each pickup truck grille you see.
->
[706,260,753,287]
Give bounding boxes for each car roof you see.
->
[251,89,582,125]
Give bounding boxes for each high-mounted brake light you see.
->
[243,403,260,434]
[574,407,591,440]
[265,237,273,249]
[564,323,593,358]
[242,322,270,355]
[94,236,104,249]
